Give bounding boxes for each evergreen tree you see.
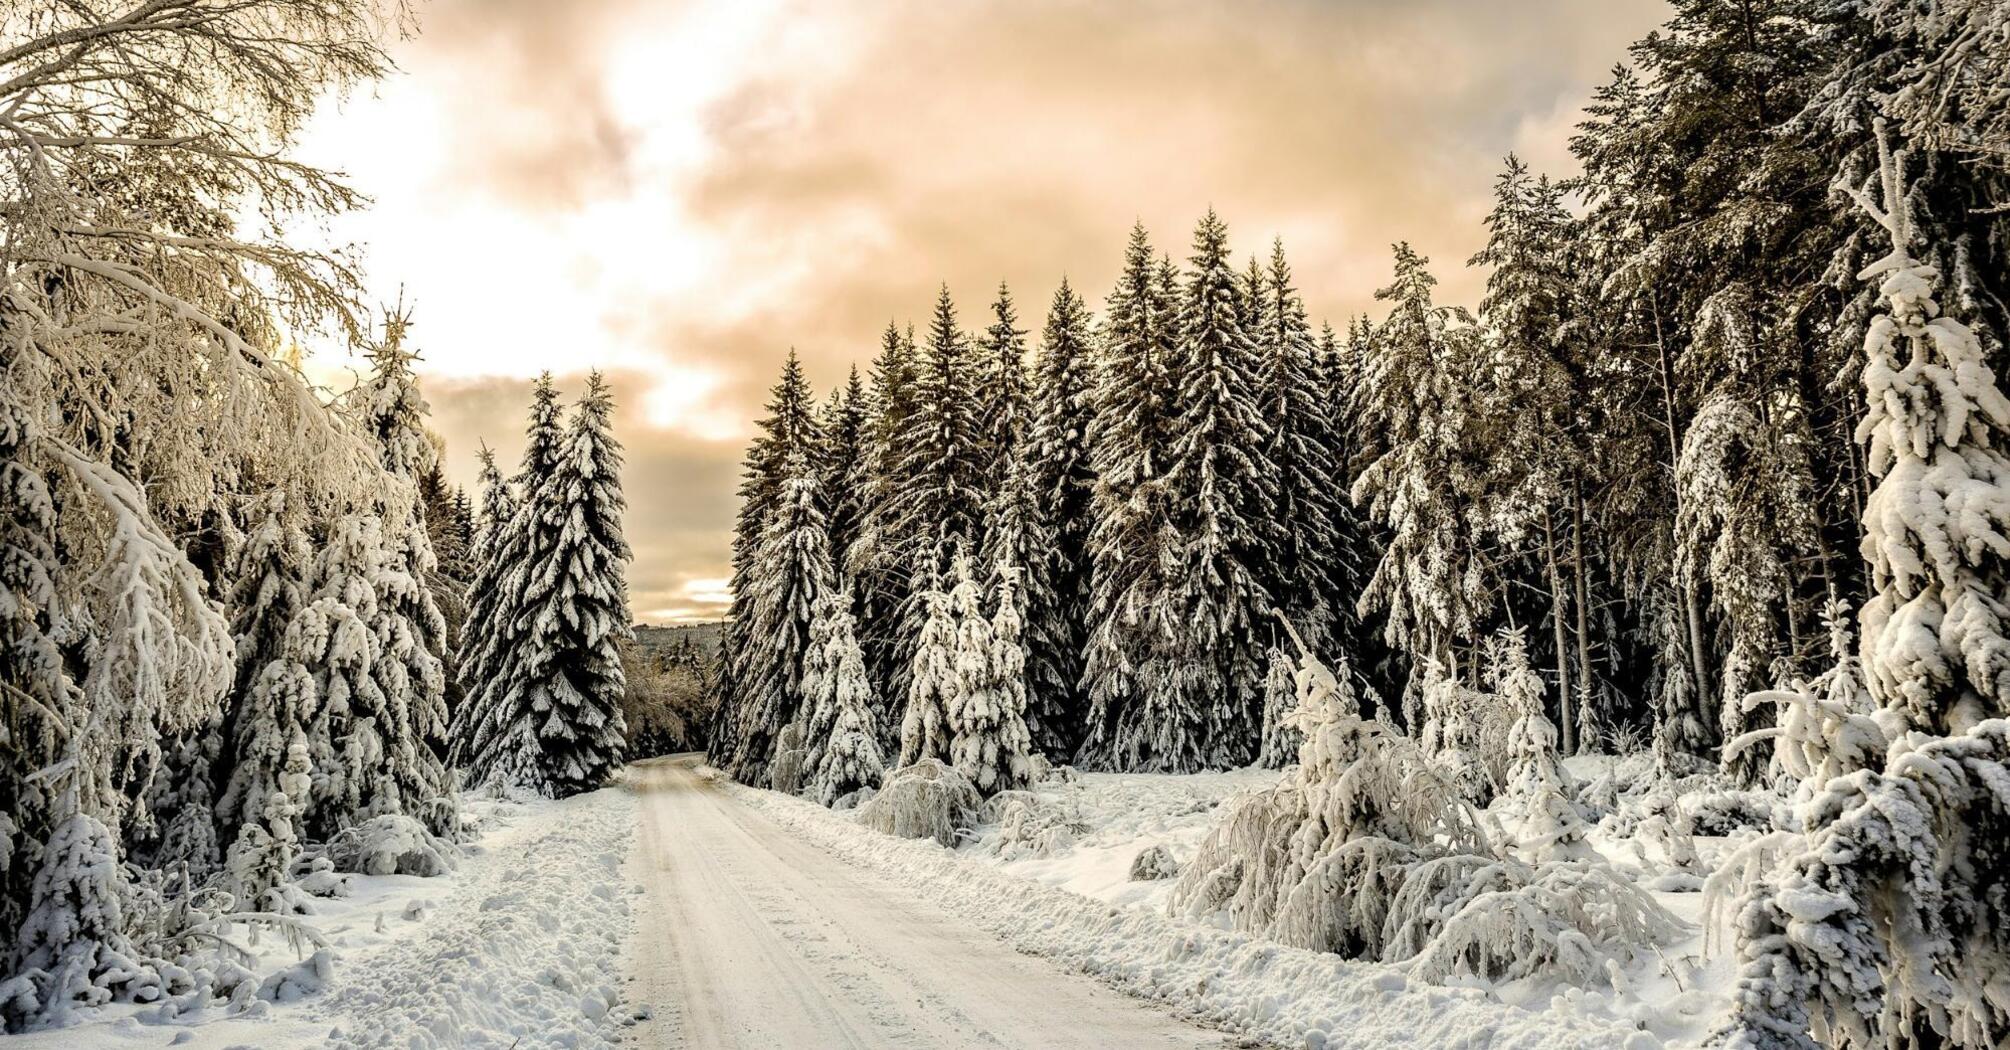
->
[735,452,835,785]
[847,325,921,738]
[519,372,632,795]
[949,558,1034,795]
[975,282,1030,499]
[1021,279,1098,758]
[456,375,568,793]
[1080,225,1180,769]
[898,567,958,768]
[711,355,823,777]
[821,366,871,579]
[803,597,886,806]
[299,515,403,836]
[449,445,515,765]
[1353,244,1494,726]
[1254,238,1348,663]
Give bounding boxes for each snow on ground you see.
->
[727,768,1665,1050]
[12,785,638,1050]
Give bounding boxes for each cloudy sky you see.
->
[297,0,1666,624]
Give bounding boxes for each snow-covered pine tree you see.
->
[1080,225,1181,769]
[299,514,404,836]
[737,452,836,785]
[216,492,311,824]
[448,445,515,767]
[947,553,1033,794]
[1153,210,1276,769]
[456,376,568,793]
[353,313,453,799]
[803,598,886,806]
[1255,239,1347,664]
[1715,126,2010,1050]
[1256,644,1301,769]
[1489,630,1593,864]
[1022,279,1098,758]
[898,566,959,768]
[223,731,309,915]
[885,288,987,712]
[713,355,825,776]
[848,324,921,739]
[218,601,318,886]
[514,371,631,796]
[975,282,1030,501]
[978,444,1057,757]
[1352,244,1493,727]
[820,366,871,581]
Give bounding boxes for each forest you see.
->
[708,1,2010,1046]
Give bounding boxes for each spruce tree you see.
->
[898,566,958,768]
[1255,238,1347,662]
[803,598,885,806]
[949,558,1034,795]
[737,452,836,785]
[215,491,311,840]
[975,282,1030,499]
[821,366,871,580]
[714,353,825,776]
[449,445,515,767]
[456,375,568,793]
[1021,279,1098,758]
[520,372,632,795]
[847,324,921,739]
[1080,225,1179,769]
[299,514,403,836]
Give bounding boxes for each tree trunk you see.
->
[1652,297,1714,714]
[1571,484,1595,754]
[1543,507,1574,754]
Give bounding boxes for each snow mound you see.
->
[856,759,979,847]
[324,815,457,877]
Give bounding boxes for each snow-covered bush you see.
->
[1490,630,1594,864]
[856,759,981,847]
[1129,844,1180,881]
[1,806,154,1030]
[322,815,456,878]
[1255,645,1303,769]
[982,794,1080,860]
[1172,630,1685,987]
[768,723,809,797]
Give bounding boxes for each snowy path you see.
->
[625,755,1236,1050]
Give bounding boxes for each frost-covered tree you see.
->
[1352,244,1493,724]
[449,445,515,764]
[1021,280,1098,757]
[223,732,309,914]
[848,325,920,731]
[1715,127,2010,1050]
[1080,226,1179,768]
[820,367,871,579]
[1254,240,1347,662]
[518,372,631,796]
[732,452,835,785]
[898,569,958,769]
[714,355,826,775]
[298,516,403,836]
[803,599,885,806]
[948,555,1033,795]
[1490,631,1594,864]
[975,282,1030,500]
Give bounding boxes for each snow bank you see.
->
[729,780,1655,1050]
[6,788,637,1050]
[315,789,635,1048]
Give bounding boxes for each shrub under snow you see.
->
[856,759,981,847]
[1169,629,1684,987]
[322,814,457,878]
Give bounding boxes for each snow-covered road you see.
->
[625,755,1234,1050]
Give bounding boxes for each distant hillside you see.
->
[632,621,724,661]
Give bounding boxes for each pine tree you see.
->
[714,355,825,775]
[1352,244,1494,725]
[519,372,631,795]
[821,366,871,578]
[898,567,958,768]
[949,559,1034,795]
[299,514,404,836]
[1080,225,1181,769]
[848,325,921,738]
[456,375,569,794]
[449,446,515,766]
[803,599,886,806]
[975,282,1030,499]
[1255,239,1348,663]
[354,315,453,805]
[736,452,835,785]
[1021,279,1098,758]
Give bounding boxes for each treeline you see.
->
[710,0,2010,786]
[0,0,628,1031]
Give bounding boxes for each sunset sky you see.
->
[297,0,1665,624]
